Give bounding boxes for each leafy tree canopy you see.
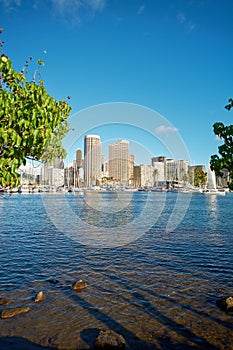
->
[0,32,71,188]
[210,99,233,189]
[194,168,207,187]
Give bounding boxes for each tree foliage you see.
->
[0,35,71,188]
[194,168,207,187]
[210,99,233,189]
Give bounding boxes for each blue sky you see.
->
[1,0,233,167]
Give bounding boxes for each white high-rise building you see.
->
[108,140,129,185]
[41,158,64,187]
[165,159,189,181]
[152,161,165,183]
[84,135,102,186]
[140,164,154,187]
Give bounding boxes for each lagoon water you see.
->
[0,191,233,349]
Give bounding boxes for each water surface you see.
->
[0,192,233,349]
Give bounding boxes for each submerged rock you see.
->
[0,298,12,306]
[216,296,233,313]
[71,279,87,292]
[1,307,30,319]
[94,330,126,350]
[34,291,45,303]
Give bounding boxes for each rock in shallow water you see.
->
[94,330,126,350]
[34,291,45,303]
[216,296,233,313]
[71,279,87,292]
[1,307,30,319]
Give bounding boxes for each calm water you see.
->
[0,191,233,350]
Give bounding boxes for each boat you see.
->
[9,187,19,193]
[39,185,50,192]
[203,166,225,195]
[18,184,30,193]
[31,186,39,193]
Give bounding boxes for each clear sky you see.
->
[1,0,233,167]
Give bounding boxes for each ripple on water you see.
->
[0,193,233,349]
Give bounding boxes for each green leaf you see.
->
[0,50,71,188]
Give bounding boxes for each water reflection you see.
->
[80,192,136,227]
[43,192,165,247]
[205,195,218,225]
[83,190,134,214]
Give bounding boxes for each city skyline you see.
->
[22,132,214,188]
[68,132,193,169]
[63,133,202,188]
[1,1,233,169]
[21,131,202,184]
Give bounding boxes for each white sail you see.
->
[207,166,216,190]
[203,165,225,195]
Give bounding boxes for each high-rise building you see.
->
[151,156,189,184]
[165,159,189,181]
[41,158,64,187]
[76,148,83,169]
[152,161,165,183]
[73,148,82,187]
[140,164,154,187]
[84,135,102,186]
[129,154,135,182]
[133,164,154,187]
[64,164,74,187]
[109,140,129,185]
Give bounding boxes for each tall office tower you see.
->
[129,154,135,182]
[76,148,83,169]
[84,135,102,187]
[109,140,129,185]
[74,148,82,187]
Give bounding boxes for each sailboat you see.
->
[203,166,225,195]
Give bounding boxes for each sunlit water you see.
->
[0,192,233,349]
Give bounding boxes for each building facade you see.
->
[108,140,129,185]
[165,159,189,181]
[152,161,165,184]
[140,164,154,187]
[73,148,83,187]
[41,158,64,187]
[84,135,102,187]
[133,164,154,187]
[129,154,135,184]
